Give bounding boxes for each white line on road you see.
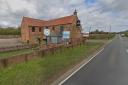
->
[126,49,128,53]
[58,48,104,85]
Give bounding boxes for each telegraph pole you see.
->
[109,25,111,33]
[108,25,111,39]
[89,26,91,35]
[88,26,91,40]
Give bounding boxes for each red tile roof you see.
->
[46,15,75,26]
[22,17,47,26]
[22,15,75,27]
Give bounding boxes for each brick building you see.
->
[21,10,82,45]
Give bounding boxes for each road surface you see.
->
[0,38,22,47]
[61,35,128,85]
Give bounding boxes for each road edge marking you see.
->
[58,48,104,85]
[126,49,128,53]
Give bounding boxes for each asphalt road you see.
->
[61,35,128,85]
[0,38,22,47]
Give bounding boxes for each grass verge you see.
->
[0,42,104,85]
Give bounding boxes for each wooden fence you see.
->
[0,41,83,68]
[0,44,37,52]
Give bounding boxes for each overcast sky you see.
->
[0,0,128,32]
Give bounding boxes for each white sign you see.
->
[83,32,89,37]
[44,29,50,36]
[63,31,70,39]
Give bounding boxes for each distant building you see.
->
[21,10,82,45]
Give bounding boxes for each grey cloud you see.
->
[0,0,128,32]
[97,0,128,12]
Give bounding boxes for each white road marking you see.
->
[58,48,104,85]
[126,49,128,53]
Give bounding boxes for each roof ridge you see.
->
[23,15,74,22]
[47,15,74,21]
[23,16,45,21]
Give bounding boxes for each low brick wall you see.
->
[0,41,83,68]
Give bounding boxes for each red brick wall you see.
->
[21,15,82,44]
[21,18,30,42]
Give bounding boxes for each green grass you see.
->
[0,28,20,35]
[0,42,104,85]
[0,49,34,59]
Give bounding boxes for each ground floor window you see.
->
[45,36,62,44]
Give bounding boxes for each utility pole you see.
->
[108,25,111,40]
[88,26,91,40]
[109,25,111,33]
[89,26,91,35]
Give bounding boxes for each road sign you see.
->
[44,29,50,36]
[63,31,70,39]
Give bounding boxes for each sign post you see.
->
[44,29,50,45]
[62,31,70,45]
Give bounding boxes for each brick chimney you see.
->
[73,10,77,16]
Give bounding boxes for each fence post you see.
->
[25,54,28,62]
[3,59,8,68]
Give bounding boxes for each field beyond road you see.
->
[0,41,105,85]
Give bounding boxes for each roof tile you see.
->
[22,15,75,27]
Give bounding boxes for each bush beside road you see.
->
[89,33,115,40]
[125,32,128,37]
